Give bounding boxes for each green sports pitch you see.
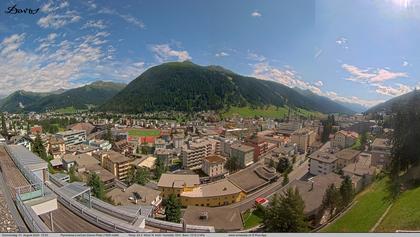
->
[127,129,160,137]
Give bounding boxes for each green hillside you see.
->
[100,61,354,114]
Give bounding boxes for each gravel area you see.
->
[0,191,18,232]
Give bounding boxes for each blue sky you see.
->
[1,0,419,108]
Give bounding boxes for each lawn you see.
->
[223,106,323,119]
[55,106,77,114]
[322,178,391,232]
[375,186,420,232]
[128,129,160,137]
[243,208,264,229]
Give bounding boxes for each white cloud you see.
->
[38,11,81,29]
[403,61,409,67]
[251,61,382,108]
[215,52,229,57]
[151,44,191,62]
[0,32,143,95]
[336,37,347,45]
[247,51,266,62]
[374,83,412,96]
[315,80,324,87]
[251,11,262,17]
[314,48,323,59]
[99,8,145,29]
[82,20,107,29]
[342,64,408,83]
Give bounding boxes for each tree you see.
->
[320,184,342,217]
[225,156,239,173]
[277,157,291,174]
[154,157,167,179]
[282,172,289,187]
[105,125,113,144]
[126,167,136,186]
[135,167,150,185]
[87,173,105,200]
[165,194,181,223]
[360,132,368,151]
[32,134,48,161]
[263,188,307,232]
[68,166,81,183]
[1,113,7,137]
[339,176,354,207]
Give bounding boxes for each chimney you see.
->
[309,180,314,191]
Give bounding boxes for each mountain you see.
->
[0,81,126,113]
[101,61,354,114]
[293,88,355,114]
[0,90,51,112]
[365,89,419,114]
[335,101,367,113]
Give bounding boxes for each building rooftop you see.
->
[157,174,200,188]
[372,138,391,149]
[335,148,361,161]
[57,130,86,136]
[63,153,100,168]
[6,144,48,171]
[106,183,161,206]
[105,151,131,164]
[336,130,359,139]
[181,179,241,198]
[230,143,254,153]
[182,206,243,231]
[203,155,226,164]
[309,150,338,163]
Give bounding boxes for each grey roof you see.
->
[230,143,254,153]
[183,206,243,231]
[58,182,91,199]
[335,149,361,161]
[7,145,48,171]
[157,174,200,188]
[309,150,338,163]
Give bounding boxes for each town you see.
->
[0,110,391,232]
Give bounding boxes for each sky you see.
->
[1,0,420,108]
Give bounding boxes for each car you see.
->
[255,197,269,207]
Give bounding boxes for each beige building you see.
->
[332,130,359,149]
[308,151,337,175]
[182,140,213,170]
[157,174,200,199]
[230,143,254,168]
[371,138,391,168]
[291,127,316,153]
[46,136,66,159]
[100,151,131,181]
[201,155,226,178]
[335,148,361,170]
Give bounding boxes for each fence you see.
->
[15,195,51,232]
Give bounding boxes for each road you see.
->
[225,159,309,212]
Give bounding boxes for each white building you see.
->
[182,140,213,170]
[308,151,337,176]
[57,130,86,146]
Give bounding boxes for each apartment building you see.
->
[308,150,337,175]
[182,140,213,170]
[332,130,359,149]
[100,151,131,181]
[371,138,392,168]
[46,136,66,159]
[56,130,86,146]
[230,143,255,168]
[201,155,226,178]
[157,174,200,198]
[335,148,361,170]
[290,127,316,153]
[245,136,269,162]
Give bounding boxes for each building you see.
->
[371,138,392,168]
[154,138,166,149]
[335,148,361,170]
[10,135,32,151]
[308,150,337,175]
[131,156,157,170]
[155,148,173,167]
[86,139,112,151]
[106,183,162,210]
[62,153,100,172]
[56,130,86,146]
[46,136,66,159]
[180,179,246,207]
[182,140,213,170]
[67,122,95,135]
[172,133,185,149]
[245,136,269,162]
[100,151,131,181]
[332,130,359,149]
[264,144,297,168]
[157,174,200,199]
[83,164,116,190]
[30,125,43,134]
[343,153,376,192]
[182,206,243,232]
[230,143,254,168]
[291,127,316,153]
[201,155,226,179]
[288,173,343,218]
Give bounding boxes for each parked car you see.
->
[255,197,269,207]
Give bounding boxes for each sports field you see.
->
[128,128,160,137]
